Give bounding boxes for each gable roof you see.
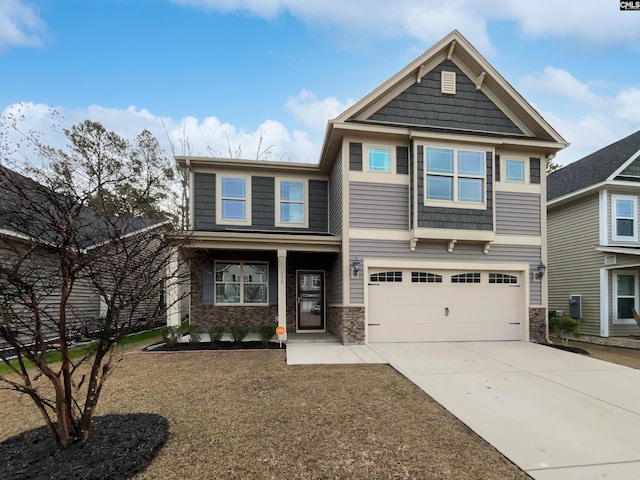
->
[0,166,170,249]
[547,129,640,203]
[320,30,567,163]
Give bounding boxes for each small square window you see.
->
[368,148,391,172]
[506,160,525,182]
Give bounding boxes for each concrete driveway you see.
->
[369,341,640,480]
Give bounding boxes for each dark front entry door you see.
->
[297,270,325,330]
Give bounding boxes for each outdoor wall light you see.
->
[535,262,547,280]
[351,257,362,278]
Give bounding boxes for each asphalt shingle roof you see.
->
[547,129,640,202]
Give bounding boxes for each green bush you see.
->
[161,325,183,348]
[208,325,225,344]
[189,323,204,344]
[229,324,250,344]
[550,315,579,345]
[258,324,277,346]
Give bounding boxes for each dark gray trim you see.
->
[397,146,409,174]
[530,158,541,185]
[349,142,363,171]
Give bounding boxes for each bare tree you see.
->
[162,120,192,230]
[0,121,188,447]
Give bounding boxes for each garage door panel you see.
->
[367,269,522,343]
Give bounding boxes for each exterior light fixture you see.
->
[535,262,547,280]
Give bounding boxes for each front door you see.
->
[297,270,325,331]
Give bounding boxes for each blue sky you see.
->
[1,0,640,166]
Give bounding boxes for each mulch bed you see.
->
[543,342,590,355]
[145,340,285,352]
[0,413,168,480]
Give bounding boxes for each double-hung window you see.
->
[215,262,268,305]
[613,195,637,241]
[426,147,485,204]
[217,175,251,225]
[614,271,638,323]
[276,179,307,227]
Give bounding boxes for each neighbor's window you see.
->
[368,147,391,172]
[426,147,484,203]
[505,160,525,182]
[613,195,637,241]
[277,179,307,226]
[215,262,268,304]
[615,272,637,322]
[217,175,250,224]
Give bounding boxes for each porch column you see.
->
[166,247,181,327]
[277,249,287,340]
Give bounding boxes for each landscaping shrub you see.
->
[229,325,250,344]
[258,324,277,346]
[550,315,579,345]
[208,325,225,344]
[188,324,204,344]
[161,325,183,348]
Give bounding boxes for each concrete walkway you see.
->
[286,340,640,480]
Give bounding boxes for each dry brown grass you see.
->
[550,337,640,370]
[1,347,529,480]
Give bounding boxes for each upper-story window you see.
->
[426,147,485,204]
[505,159,525,182]
[613,194,637,241]
[368,147,391,172]
[276,178,308,227]
[217,175,251,225]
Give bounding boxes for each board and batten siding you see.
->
[348,239,542,304]
[328,253,343,304]
[349,182,409,229]
[193,172,216,230]
[329,152,343,235]
[547,194,601,336]
[496,191,541,235]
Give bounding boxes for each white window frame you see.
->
[275,177,309,228]
[364,144,396,174]
[214,261,269,306]
[613,270,638,324]
[424,147,486,208]
[612,194,638,242]
[504,159,527,183]
[216,174,251,226]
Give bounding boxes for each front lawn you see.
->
[0,349,527,479]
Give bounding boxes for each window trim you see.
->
[424,146,486,209]
[612,194,638,242]
[216,174,252,226]
[275,177,309,228]
[504,159,527,183]
[214,261,269,306]
[613,270,638,324]
[364,144,396,174]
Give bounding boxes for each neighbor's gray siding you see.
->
[349,182,409,230]
[547,194,601,336]
[349,142,362,171]
[348,240,542,304]
[496,192,541,235]
[369,59,523,136]
[329,152,343,235]
[607,253,640,336]
[194,172,216,230]
[416,146,494,230]
[617,157,640,179]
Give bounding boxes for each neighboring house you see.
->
[0,166,173,347]
[547,130,640,339]
[175,30,567,344]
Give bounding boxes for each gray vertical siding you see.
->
[194,172,216,230]
[309,180,328,232]
[416,146,494,230]
[252,176,275,228]
[348,239,541,304]
[410,142,415,229]
[328,253,343,304]
[396,146,409,174]
[349,182,409,229]
[349,142,362,171]
[329,152,343,235]
[496,192,541,235]
[495,155,501,182]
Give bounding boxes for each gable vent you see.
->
[441,71,456,94]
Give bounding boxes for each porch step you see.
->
[286,332,340,344]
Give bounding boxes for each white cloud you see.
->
[1,102,322,166]
[171,0,640,53]
[521,67,607,109]
[284,90,355,130]
[0,0,46,50]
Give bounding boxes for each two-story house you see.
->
[548,130,640,341]
[171,30,567,345]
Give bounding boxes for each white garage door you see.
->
[367,269,522,342]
